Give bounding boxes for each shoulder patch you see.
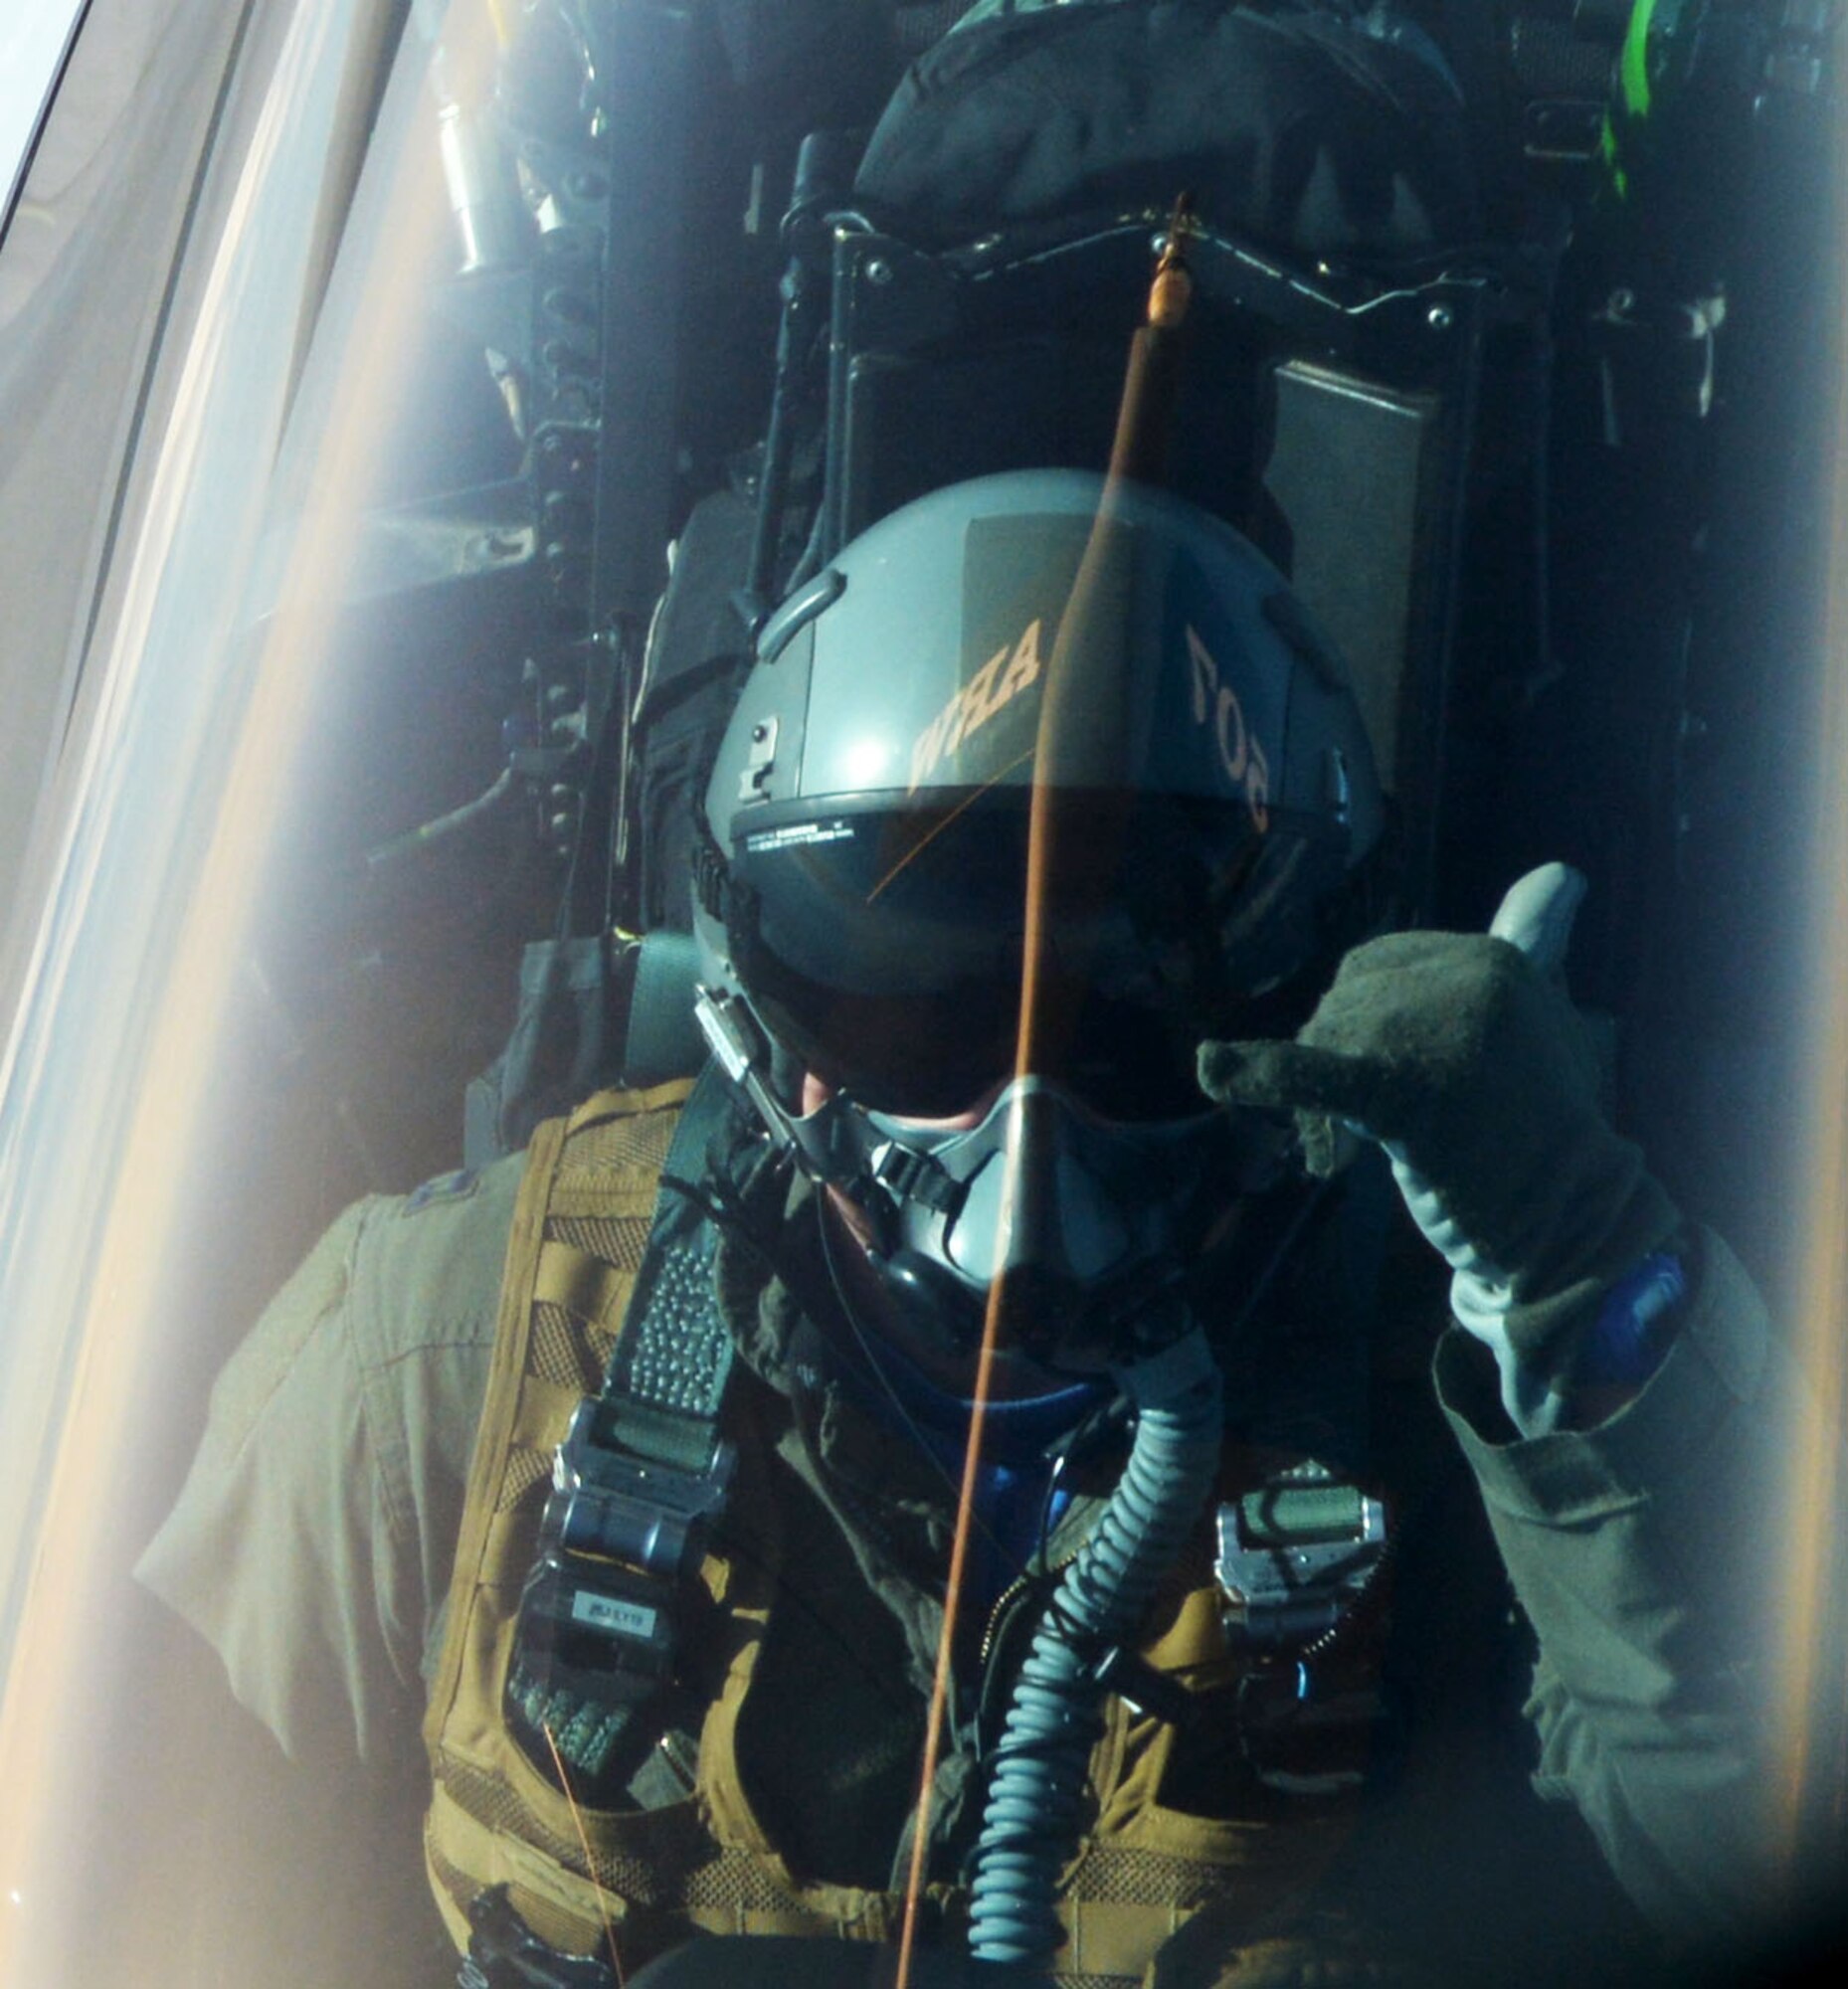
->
[403,1167,479,1214]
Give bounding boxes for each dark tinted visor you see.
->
[729,789,1339,1119]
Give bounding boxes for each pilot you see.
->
[139,467,1801,1989]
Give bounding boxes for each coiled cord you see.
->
[967,1327,1223,1966]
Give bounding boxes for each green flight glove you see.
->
[1197,865,1682,1433]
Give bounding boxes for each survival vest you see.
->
[423,1081,1386,1986]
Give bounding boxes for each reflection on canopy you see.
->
[0,4,1841,1986]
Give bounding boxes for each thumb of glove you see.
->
[1488,859,1586,975]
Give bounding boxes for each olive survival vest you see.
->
[423,1080,1385,1986]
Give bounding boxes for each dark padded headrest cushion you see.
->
[856,0,1482,259]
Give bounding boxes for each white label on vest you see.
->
[571,1590,658,1640]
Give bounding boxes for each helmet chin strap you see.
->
[695,985,877,1185]
[699,981,982,1221]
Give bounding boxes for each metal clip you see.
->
[869,1138,966,1216]
[1214,1461,1386,1649]
[737,714,779,804]
[552,1396,734,1581]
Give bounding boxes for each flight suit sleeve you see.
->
[1434,1222,1803,1941]
[135,1154,524,1766]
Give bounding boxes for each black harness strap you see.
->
[506,1062,740,1782]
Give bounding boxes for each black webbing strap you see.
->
[593,1056,738,1448]
[507,1061,740,1779]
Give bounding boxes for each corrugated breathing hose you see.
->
[967,1326,1223,1967]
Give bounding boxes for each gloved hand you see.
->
[1197,865,1681,1435]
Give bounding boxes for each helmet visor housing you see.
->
[705,468,1382,1126]
[730,785,1346,1121]
[698,470,1383,1356]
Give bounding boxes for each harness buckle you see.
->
[1213,1460,1386,1648]
[553,1394,735,1581]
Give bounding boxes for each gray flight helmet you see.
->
[692,469,1384,1366]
